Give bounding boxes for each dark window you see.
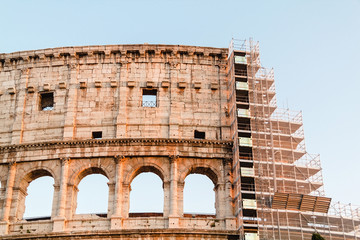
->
[92,131,102,139]
[40,92,54,111]
[194,130,205,139]
[142,89,157,107]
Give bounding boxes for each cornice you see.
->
[0,44,229,68]
[0,138,233,152]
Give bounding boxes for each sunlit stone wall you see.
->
[0,45,237,239]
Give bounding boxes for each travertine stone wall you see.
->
[0,140,235,237]
[0,229,239,240]
[0,45,229,145]
[0,45,237,239]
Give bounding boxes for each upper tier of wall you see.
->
[0,45,230,146]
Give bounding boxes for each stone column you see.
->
[111,155,125,229]
[215,182,227,218]
[223,159,233,217]
[68,184,79,218]
[62,63,79,141]
[0,180,5,218]
[107,182,115,214]
[168,155,179,228]
[163,181,170,217]
[51,185,60,218]
[223,159,235,229]
[122,184,131,218]
[0,161,16,234]
[53,158,70,232]
[13,186,27,221]
[214,159,233,219]
[177,182,185,217]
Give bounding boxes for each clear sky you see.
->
[1,0,360,217]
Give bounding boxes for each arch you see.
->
[76,174,109,215]
[17,166,57,189]
[183,173,216,215]
[127,164,165,185]
[23,176,54,219]
[71,167,110,217]
[180,165,219,186]
[23,169,52,181]
[129,172,164,214]
[178,163,224,218]
[16,168,56,220]
[67,164,112,219]
[73,167,108,187]
[123,162,167,217]
[19,168,55,194]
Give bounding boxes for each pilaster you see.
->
[168,155,180,228]
[0,161,17,235]
[111,155,126,230]
[223,158,234,218]
[53,157,70,232]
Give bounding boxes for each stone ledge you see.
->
[0,44,229,68]
[0,138,233,152]
[1,227,239,240]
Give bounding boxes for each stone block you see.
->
[95,81,102,88]
[211,82,219,90]
[146,81,155,88]
[167,217,179,228]
[194,82,201,89]
[178,82,186,88]
[80,81,87,89]
[127,81,136,87]
[0,221,9,235]
[52,217,66,232]
[7,87,15,95]
[27,85,35,93]
[110,80,117,88]
[58,82,66,89]
[110,216,122,230]
[43,83,51,91]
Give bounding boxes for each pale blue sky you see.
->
[2,0,360,217]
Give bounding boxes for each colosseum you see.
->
[0,40,359,240]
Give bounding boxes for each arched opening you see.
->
[76,173,109,216]
[129,172,164,216]
[183,173,216,216]
[23,176,55,220]
[16,169,55,221]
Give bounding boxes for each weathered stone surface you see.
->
[0,44,236,239]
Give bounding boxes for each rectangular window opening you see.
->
[142,89,157,107]
[40,92,54,111]
[92,131,102,139]
[194,130,205,139]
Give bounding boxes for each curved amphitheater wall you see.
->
[0,44,237,239]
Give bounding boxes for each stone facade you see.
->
[0,45,238,239]
[0,45,229,144]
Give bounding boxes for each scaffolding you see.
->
[228,38,360,240]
